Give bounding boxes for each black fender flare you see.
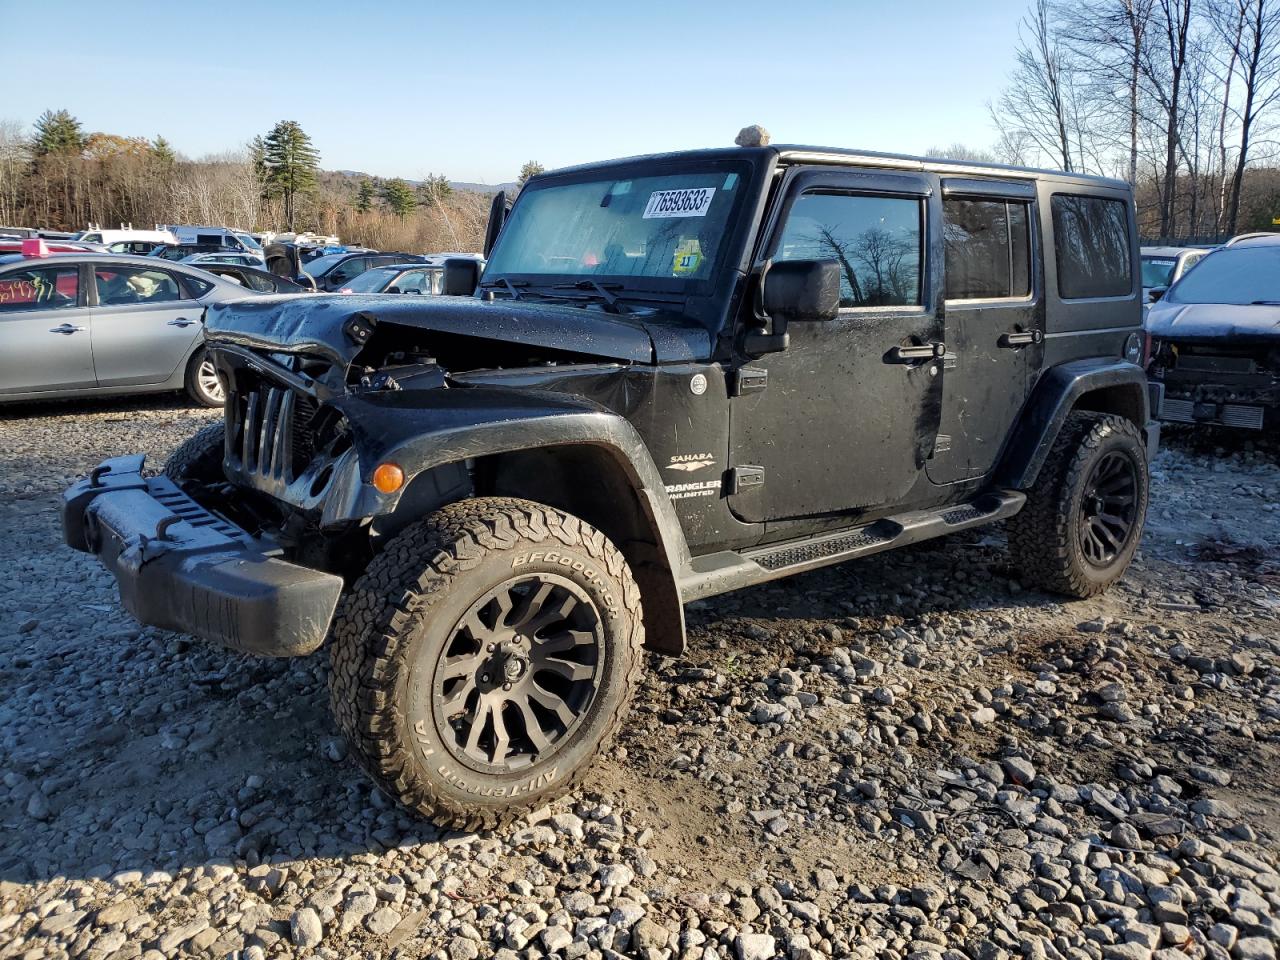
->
[996,358,1151,490]
[321,387,691,651]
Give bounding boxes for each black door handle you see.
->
[999,330,1043,348]
[886,342,946,364]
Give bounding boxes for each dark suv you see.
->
[64,144,1156,827]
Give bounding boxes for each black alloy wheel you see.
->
[1078,450,1139,568]
[431,575,604,773]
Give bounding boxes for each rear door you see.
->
[0,263,94,394]
[927,180,1042,484]
[88,264,203,386]
[323,256,370,290]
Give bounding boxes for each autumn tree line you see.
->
[987,0,1280,240]
[0,113,542,253]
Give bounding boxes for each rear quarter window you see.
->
[1051,194,1132,299]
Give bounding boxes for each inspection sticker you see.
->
[643,187,716,218]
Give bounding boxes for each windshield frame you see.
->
[1165,245,1280,305]
[482,156,762,300]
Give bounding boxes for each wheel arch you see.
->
[333,397,692,655]
[997,359,1151,490]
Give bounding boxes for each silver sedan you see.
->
[0,253,283,406]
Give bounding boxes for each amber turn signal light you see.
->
[372,463,405,494]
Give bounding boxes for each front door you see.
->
[0,262,95,394]
[729,169,944,523]
[926,182,1042,483]
[89,264,203,386]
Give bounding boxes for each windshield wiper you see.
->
[478,277,527,300]
[551,279,627,312]
[1249,300,1280,306]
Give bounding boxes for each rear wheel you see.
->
[329,497,644,828]
[1008,412,1149,598]
[185,348,225,407]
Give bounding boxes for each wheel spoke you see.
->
[537,657,595,682]
[441,675,476,715]
[535,629,595,656]
[508,582,554,630]
[525,593,579,636]
[439,651,483,682]
[490,703,512,765]
[1092,520,1121,554]
[515,698,552,753]
[457,609,492,643]
[463,699,491,757]
[529,685,577,728]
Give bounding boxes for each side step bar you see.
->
[678,490,1026,603]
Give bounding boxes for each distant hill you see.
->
[332,170,516,194]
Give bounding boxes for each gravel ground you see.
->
[1,396,1278,960]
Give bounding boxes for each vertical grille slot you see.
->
[229,381,318,488]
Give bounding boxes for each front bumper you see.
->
[62,455,343,656]
[1149,379,1270,430]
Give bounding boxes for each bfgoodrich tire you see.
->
[162,421,226,484]
[1008,412,1149,598]
[329,497,644,829]
[185,348,226,407]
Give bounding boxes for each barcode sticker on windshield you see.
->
[643,188,716,219]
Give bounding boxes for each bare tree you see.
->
[1218,0,1280,231]
[1144,0,1194,235]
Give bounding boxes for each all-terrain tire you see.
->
[162,421,226,484]
[1008,411,1149,598]
[329,497,644,829]
[185,347,225,407]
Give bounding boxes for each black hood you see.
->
[203,293,713,367]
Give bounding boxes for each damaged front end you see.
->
[1147,339,1280,431]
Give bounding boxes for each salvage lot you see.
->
[0,401,1278,960]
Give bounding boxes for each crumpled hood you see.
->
[1145,300,1280,341]
[203,293,712,366]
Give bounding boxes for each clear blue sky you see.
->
[2,0,1028,184]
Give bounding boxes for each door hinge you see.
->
[727,465,765,494]
[730,367,768,397]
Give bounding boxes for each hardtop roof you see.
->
[539,145,1130,191]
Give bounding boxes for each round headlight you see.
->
[1123,332,1142,364]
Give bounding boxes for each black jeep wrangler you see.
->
[64,144,1156,827]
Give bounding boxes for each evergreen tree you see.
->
[381,177,417,218]
[355,177,375,213]
[418,173,452,203]
[32,109,86,157]
[517,160,545,187]
[150,136,175,168]
[261,121,319,229]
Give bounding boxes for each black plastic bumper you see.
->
[62,454,343,657]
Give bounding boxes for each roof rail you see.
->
[1223,231,1280,246]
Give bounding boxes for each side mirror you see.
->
[763,259,842,322]
[1148,286,1167,302]
[442,257,482,297]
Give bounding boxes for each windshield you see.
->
[234,232,262,250]
[484,163,750,290]
[342,267,398,292]
[1141,257,1176,288]
[1167,247,1280,304]
[299,253,346,277]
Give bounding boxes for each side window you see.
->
[94,266,184,306]
[182,274,215,298]
[329,258,366,283]
[0,267,80,312]
[243,273,275,293]
[943,199,1032,300]
[774,192,922,307]
[1051,194,1132,299]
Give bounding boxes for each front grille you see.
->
[228,384,320,484]
[1220,404,1265,429]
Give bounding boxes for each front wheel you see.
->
[329,497,644,828]
[185,348,225,407]
[1008,412,1149,598]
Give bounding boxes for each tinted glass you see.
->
[0,266,79,311]
[944,199,1032,299]
[328,258,368,284]
[774,192,922,307]
[1166,247,1280,304]
[300,253,347,276]
[183,274,215,298]
[243,272,275,293]
[1052,195,1132,299]
[94,266,184,305]
[486,165,748,285]
[1141,257,1176,287]
[342,267,399,293]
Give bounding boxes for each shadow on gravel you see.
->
[0,392,201,421]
